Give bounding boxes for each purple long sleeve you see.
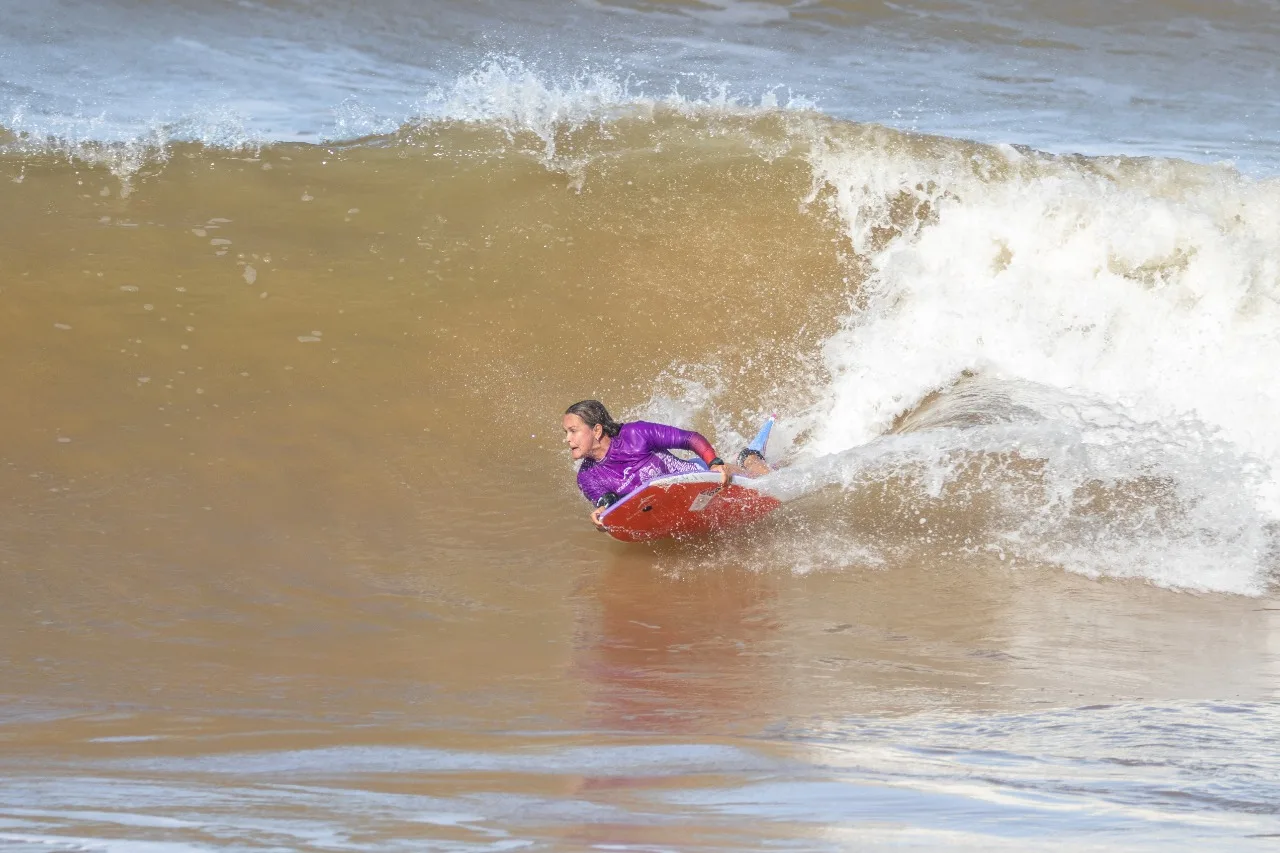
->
[576,421,717,504]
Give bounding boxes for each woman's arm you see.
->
[628,421,719,466]
[628,421,730,485]
[577,465,621,530]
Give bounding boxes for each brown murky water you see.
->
[4,24,1280,848]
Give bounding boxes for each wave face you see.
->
[2,66,1279,596]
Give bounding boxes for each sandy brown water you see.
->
[3,111,1280,849]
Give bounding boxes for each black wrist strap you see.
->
[595,492,619,509]
[707,457,725,468]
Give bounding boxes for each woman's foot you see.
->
[736,447,771,477]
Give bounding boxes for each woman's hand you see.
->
[591,505,609,530]
[710,463,732,486]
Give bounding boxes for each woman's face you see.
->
[563,413,605,461]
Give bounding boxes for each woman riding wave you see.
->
[562,400,769,529]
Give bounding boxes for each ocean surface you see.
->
[2,1,1280,849]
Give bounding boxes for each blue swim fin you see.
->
[737,414,775,467]
[747,414,775,455]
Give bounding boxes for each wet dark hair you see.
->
[564,400,622,438]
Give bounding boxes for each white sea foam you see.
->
[783,129,1280,593]
[2,60,807,183]
[407,58,813,158]
[1,102,259,186]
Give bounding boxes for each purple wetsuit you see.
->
[577,421,718,505]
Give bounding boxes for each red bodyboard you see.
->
[599,472,781,543]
